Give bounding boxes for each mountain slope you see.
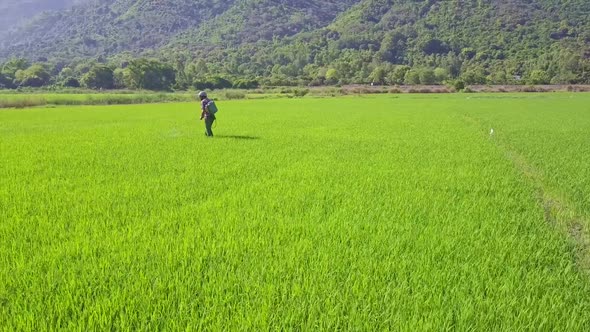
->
[0,0,589,85]
[0,0,237,59]
[169,0,360,47]
[330,0,590,54]
[0,0,88,35]
[0,0,360,60]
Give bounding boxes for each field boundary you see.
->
[504,147,590,274]
[462,114,590,274]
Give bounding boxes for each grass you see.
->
[0,92,195,108]
[0,90,301,108]
[1,93,590,330]
[3,86,589,108]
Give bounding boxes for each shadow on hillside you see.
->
[215,135,261,140]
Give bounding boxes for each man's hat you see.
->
[198,91,207,98]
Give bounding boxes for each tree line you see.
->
[1,49,589,91]
[0,57,260,90]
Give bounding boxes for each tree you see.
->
[419,68,436,85]
[233,79,258,89]
[461,67,487,84]
[62,77,81,88]
[550,72,579,84]
[193,76,233,90]
[14,64,51,87]
[125,59,176,90]
[487,70,508,84]
[2,58,30,82]
[325,68,339,84]
[113,68,127,89]
[379,31,407,63]
[74,62,94,76]
[0,73,13,89]
[526,69,550,85]
[434,68,449,83]
[369,65,389,85]
[209,76,232,89]
[310,67,329,86]
[81,65,114,89]
[421,39,449,55]
[404,69,421,85]
[389,66,410,85]
[461,48,477,60]
[440,53,462,78]
[57,67,79,87]
[59,67,74,78]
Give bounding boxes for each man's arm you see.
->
[199,100,207,120]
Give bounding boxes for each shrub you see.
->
[293,88,309,97]
[224,90,246,100]
[419,68,437,85]
[125,59,176,90]
[62,77,81,88]
[434,68,449,83]
[520,86,539,92]
[407,87,451,93]
[526,70,551,85]
[81,66,114,89]
[233,79,259,89]
[453,80,466,91]
[14,64,51,87]
[565,85,590,92]
[194,76,233,90]
[0,96,47,108]
[404,70,421,85]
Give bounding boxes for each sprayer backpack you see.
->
[206,100,218,115]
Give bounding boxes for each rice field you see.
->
[1,93,590,330]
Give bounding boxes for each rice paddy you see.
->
[1,93,590,330]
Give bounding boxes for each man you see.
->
[198,91,216,137]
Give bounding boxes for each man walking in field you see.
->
[198,91,217,137]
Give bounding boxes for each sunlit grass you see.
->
[1,94,590,330]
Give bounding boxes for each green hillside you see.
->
[0,0,87,37]
[0,0,589,88]
[0,0,236,58]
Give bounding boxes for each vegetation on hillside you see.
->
[0,0,589,89]
[0,0,87,38]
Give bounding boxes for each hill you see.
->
[0,0,589,87]
[0,0,236,58]
[0,0,358,60]
[0,0,88,38]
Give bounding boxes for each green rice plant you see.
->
[1,94,590,330]
[458,93,590,270]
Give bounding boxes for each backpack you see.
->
[206,100,218,114]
